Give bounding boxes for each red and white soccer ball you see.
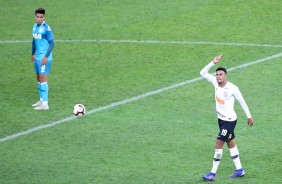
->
[73,104,86,116]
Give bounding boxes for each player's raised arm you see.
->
[200,54,223,81]
[213,53,223,64]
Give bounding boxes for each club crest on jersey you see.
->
[33,33,42,39]
[39,28,44,33]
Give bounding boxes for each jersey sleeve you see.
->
[45,25,54,41]
[44,24,54,58]
[45,39,54,58]
[234,86,252,118]
[200,61,217,87]
[32,38,35,55]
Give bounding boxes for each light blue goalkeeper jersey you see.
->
[32,21,54,60]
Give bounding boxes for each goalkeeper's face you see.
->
[216,70,227,85]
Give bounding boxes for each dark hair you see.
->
[35,8,45,15]
[216,67,227,74]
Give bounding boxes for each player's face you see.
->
[216,70,227,85]
[35,13,45,25]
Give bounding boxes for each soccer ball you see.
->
[73,104,86,116]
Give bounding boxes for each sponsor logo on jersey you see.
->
[216,96,225,105]
[33,33,42,39]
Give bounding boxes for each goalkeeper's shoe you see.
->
[34,103,49,111]
[229,168,245,178]
[202,172,216,181]
[32,100,42,107]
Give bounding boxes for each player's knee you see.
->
[227,140,236,148]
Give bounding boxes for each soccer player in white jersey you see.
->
[200,54,254,181]
[32,8,54,110]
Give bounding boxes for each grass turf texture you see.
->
[1,0,282,183]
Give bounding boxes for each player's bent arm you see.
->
[200,61,216,81]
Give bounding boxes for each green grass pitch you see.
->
[1,0,282,183]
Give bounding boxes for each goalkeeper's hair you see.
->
[216,67,227,74]
[35,8,45,15]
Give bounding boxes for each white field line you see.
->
[1,52,282,143]
[0,39,282,48]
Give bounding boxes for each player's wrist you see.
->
[210,61,216,65]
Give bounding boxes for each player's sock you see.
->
[229,146,242,170]
[38,82,43,101]
[40,82,49,105]
[211,149,223,173]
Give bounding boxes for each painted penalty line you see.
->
[1,52,282,143]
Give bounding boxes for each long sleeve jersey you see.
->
[32,21,54,60]
[200,61,252,121]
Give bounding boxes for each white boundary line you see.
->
[1,52,282,142]
[0,39,282,48]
